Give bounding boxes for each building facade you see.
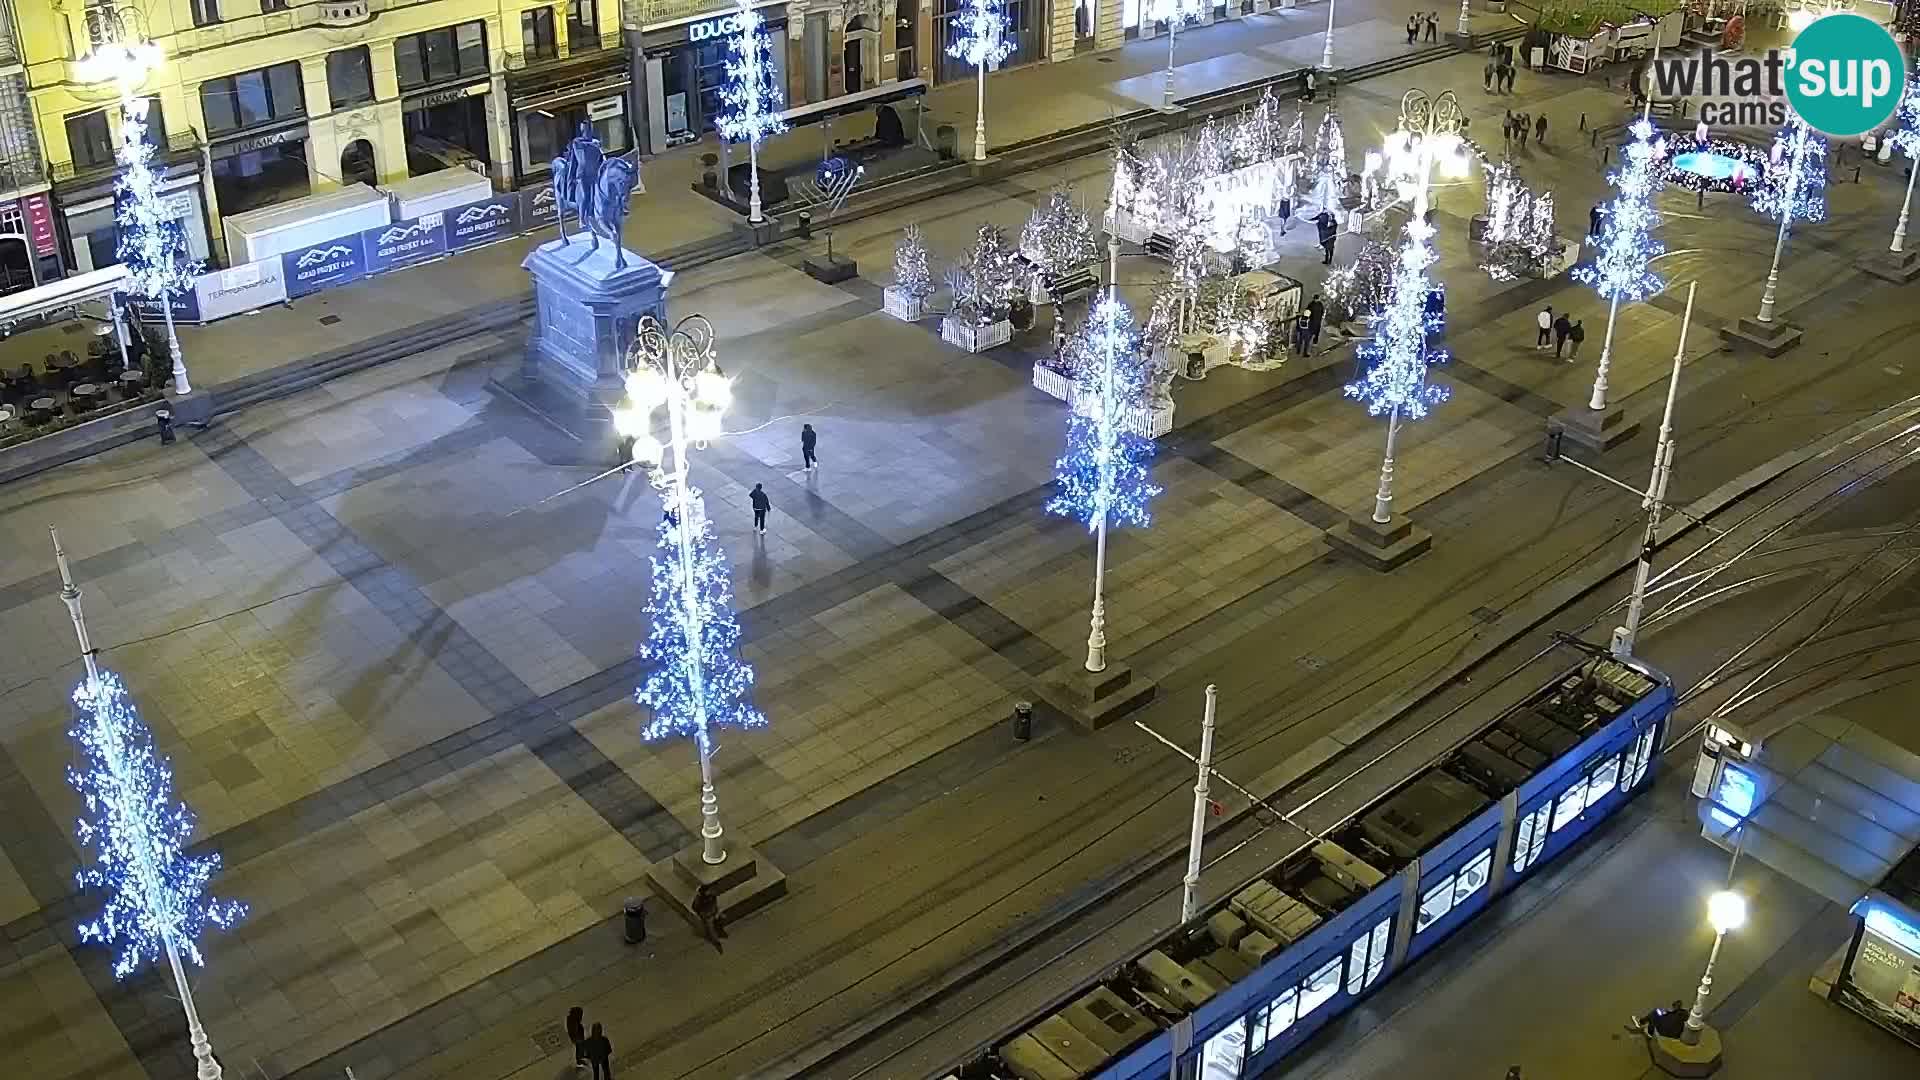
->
[0,0,53,294]
[20,0,625,273]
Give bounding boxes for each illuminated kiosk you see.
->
[522,234,669,405]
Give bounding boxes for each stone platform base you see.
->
[1718,317,1802,357]
[1325,513,1432,570]
[1856,248,1920,283]
[1035,661,1157,731]
[645,839,788,928]
[1649,1024,1724,1076]
[1553,402,1640,452]
[803,253,858,284]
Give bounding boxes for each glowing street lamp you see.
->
[1682,891,1747,1044]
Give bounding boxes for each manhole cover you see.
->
[319,314,343,325]
[531,1022,568,1055]
[1470,606,1500,624]
[1296,655,1325,671]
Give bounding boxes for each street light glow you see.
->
[1708,890,1747,933]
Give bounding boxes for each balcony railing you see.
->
[504,31,625,72]
[51,127,200,183]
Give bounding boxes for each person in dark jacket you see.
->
[1534,113,1548,147]
[582,1022,613,1080]
[1302,69,1317,103]
[1315,211,1337,265]
[1569,319,1586,359]
[1552,312,1572,357]
[692,884,728,951]
[1305,294,1326,347]
[800,423,818,470]
[749,483,770,534]
[1589,202,1605,239]
[567,1007,587,1070]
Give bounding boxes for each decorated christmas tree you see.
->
[893,224,934,298]
[953,224,1022,324]
[116,97,200,391]
[1482,164,1563,281]
[1304,110,1348,216]
[1324,236,1397,323]
[1021,189,1098,280]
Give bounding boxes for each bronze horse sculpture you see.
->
[547,123,641,269]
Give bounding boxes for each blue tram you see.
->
[969,648,1674,1080]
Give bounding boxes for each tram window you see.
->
[1252,987,1298,1051]
[1515,806,1550,872]
[1345,918,1390,994]
[1452,849,1492,906]
[1417,878,1454,932]
[1585,754,1622,806]
[1198,1018,1246,1080]
[1298,956,1342,1019]
[1625,726,1657,789]
[1551,784,1586,832]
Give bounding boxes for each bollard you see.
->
[155,408,175,445]
[1012,701,1033,742]
[1542,423,1564,464]
[1579,112,1586,131]
[1698,188,1705,210]
[1855,166,1863,184]
[623,897,648,944]
[795,211,813,240]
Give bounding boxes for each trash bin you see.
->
[623,897,647,944]
[1013,701,1033,742]
[936,124,958,160]
[155,408,175,445]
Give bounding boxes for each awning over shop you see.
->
[0,264,129,330]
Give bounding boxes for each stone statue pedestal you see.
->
[522,234,669,404]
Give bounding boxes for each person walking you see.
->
[1303,69,1317,103]
[1589,202,1605,239]
[1534,113,1547,147]
[1516,112,1530,149]
[1535,306,1554,350]
[1277,194,1293,235]
[1552,312,1572,357]
[1294,315,1313,356]
[1316,211,1337,265]
[1425,11,1438,42]
[582,1023,613,1080]
[567,1007,588,1071]
[1484,61,1495,93]
[1504,63,1516,93]
[1569,319,1586,359]
[1407,15,1419,44]
[800,423,818,471]
[749,483,770,534]
[1306,293,1326,348]
[692,884,728,951]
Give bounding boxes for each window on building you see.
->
[66,110,114,169]
[396,21,490,90]
[327,47,375,108]
[1344,918,1391,995]
[568,0,600,47]
[191,0,222,26]
[141,98,167,149]
[200,61,306,136]
[522,8,557,60]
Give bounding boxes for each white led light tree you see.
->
[117,98,200,396]
[1751,117,1827,325]
[1572,118,1666,412]
[1146,0,1206,111]
[53,528,244,1080]
[948,0,1014,163]
[1889,76,1920,254]
[715,0,789,224]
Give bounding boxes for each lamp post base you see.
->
[1325,513,1432,571]
[1649,1024,1725,1077]
[1551,404,1640,452]
[1717,317,1803,358]
[646,838,788,928]
[1035,660,1157,731]
[1856,247,1920,283]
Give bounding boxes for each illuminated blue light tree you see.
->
[1345,211,1451,527]
[117,95,200,395]
[1572,117,1667,412]
[1048,284,1161,673]
[1751,117,1827,325]
[948,0,1014,163]
[716,0,788,224]
[1886,75,1920,253]
[619,315,765,866]
[54,529,242,1080]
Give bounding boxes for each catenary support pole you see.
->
[1180,684,1219,922]
[1612,281,1693,658]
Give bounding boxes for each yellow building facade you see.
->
[23,0,625,271]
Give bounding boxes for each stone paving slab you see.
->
[0,944,145,1080]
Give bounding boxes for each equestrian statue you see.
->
[548,123,642,270]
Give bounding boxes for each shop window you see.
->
[523,9,558,60]
[66,110,114,169]
[519,99,629,175]
[396,21,489,91]
[936,0,1037,82]
[568,0,600,48]
[1512,805,1550,874]
[191,0,221,26]
[200,62,306,136]
[328,47,375,108]
[141,98,167,149]
[1344,917,1391,995]
[894,7,916,78]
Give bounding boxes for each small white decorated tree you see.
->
[885,224,935,320]
[117,97,200,394]
[1303,110,1349,218]
[1324,236,1396,324]
[1021,190,1098,295]
[1482,164,1563,281]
